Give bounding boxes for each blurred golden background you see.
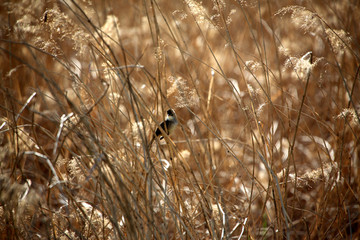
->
[1,0,359,239]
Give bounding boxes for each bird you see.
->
[149,108,178,147]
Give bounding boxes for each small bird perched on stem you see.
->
[149,108,178,147]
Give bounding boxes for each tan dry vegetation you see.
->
[1,0,359,239]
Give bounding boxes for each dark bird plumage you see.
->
[149,109,178,147]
